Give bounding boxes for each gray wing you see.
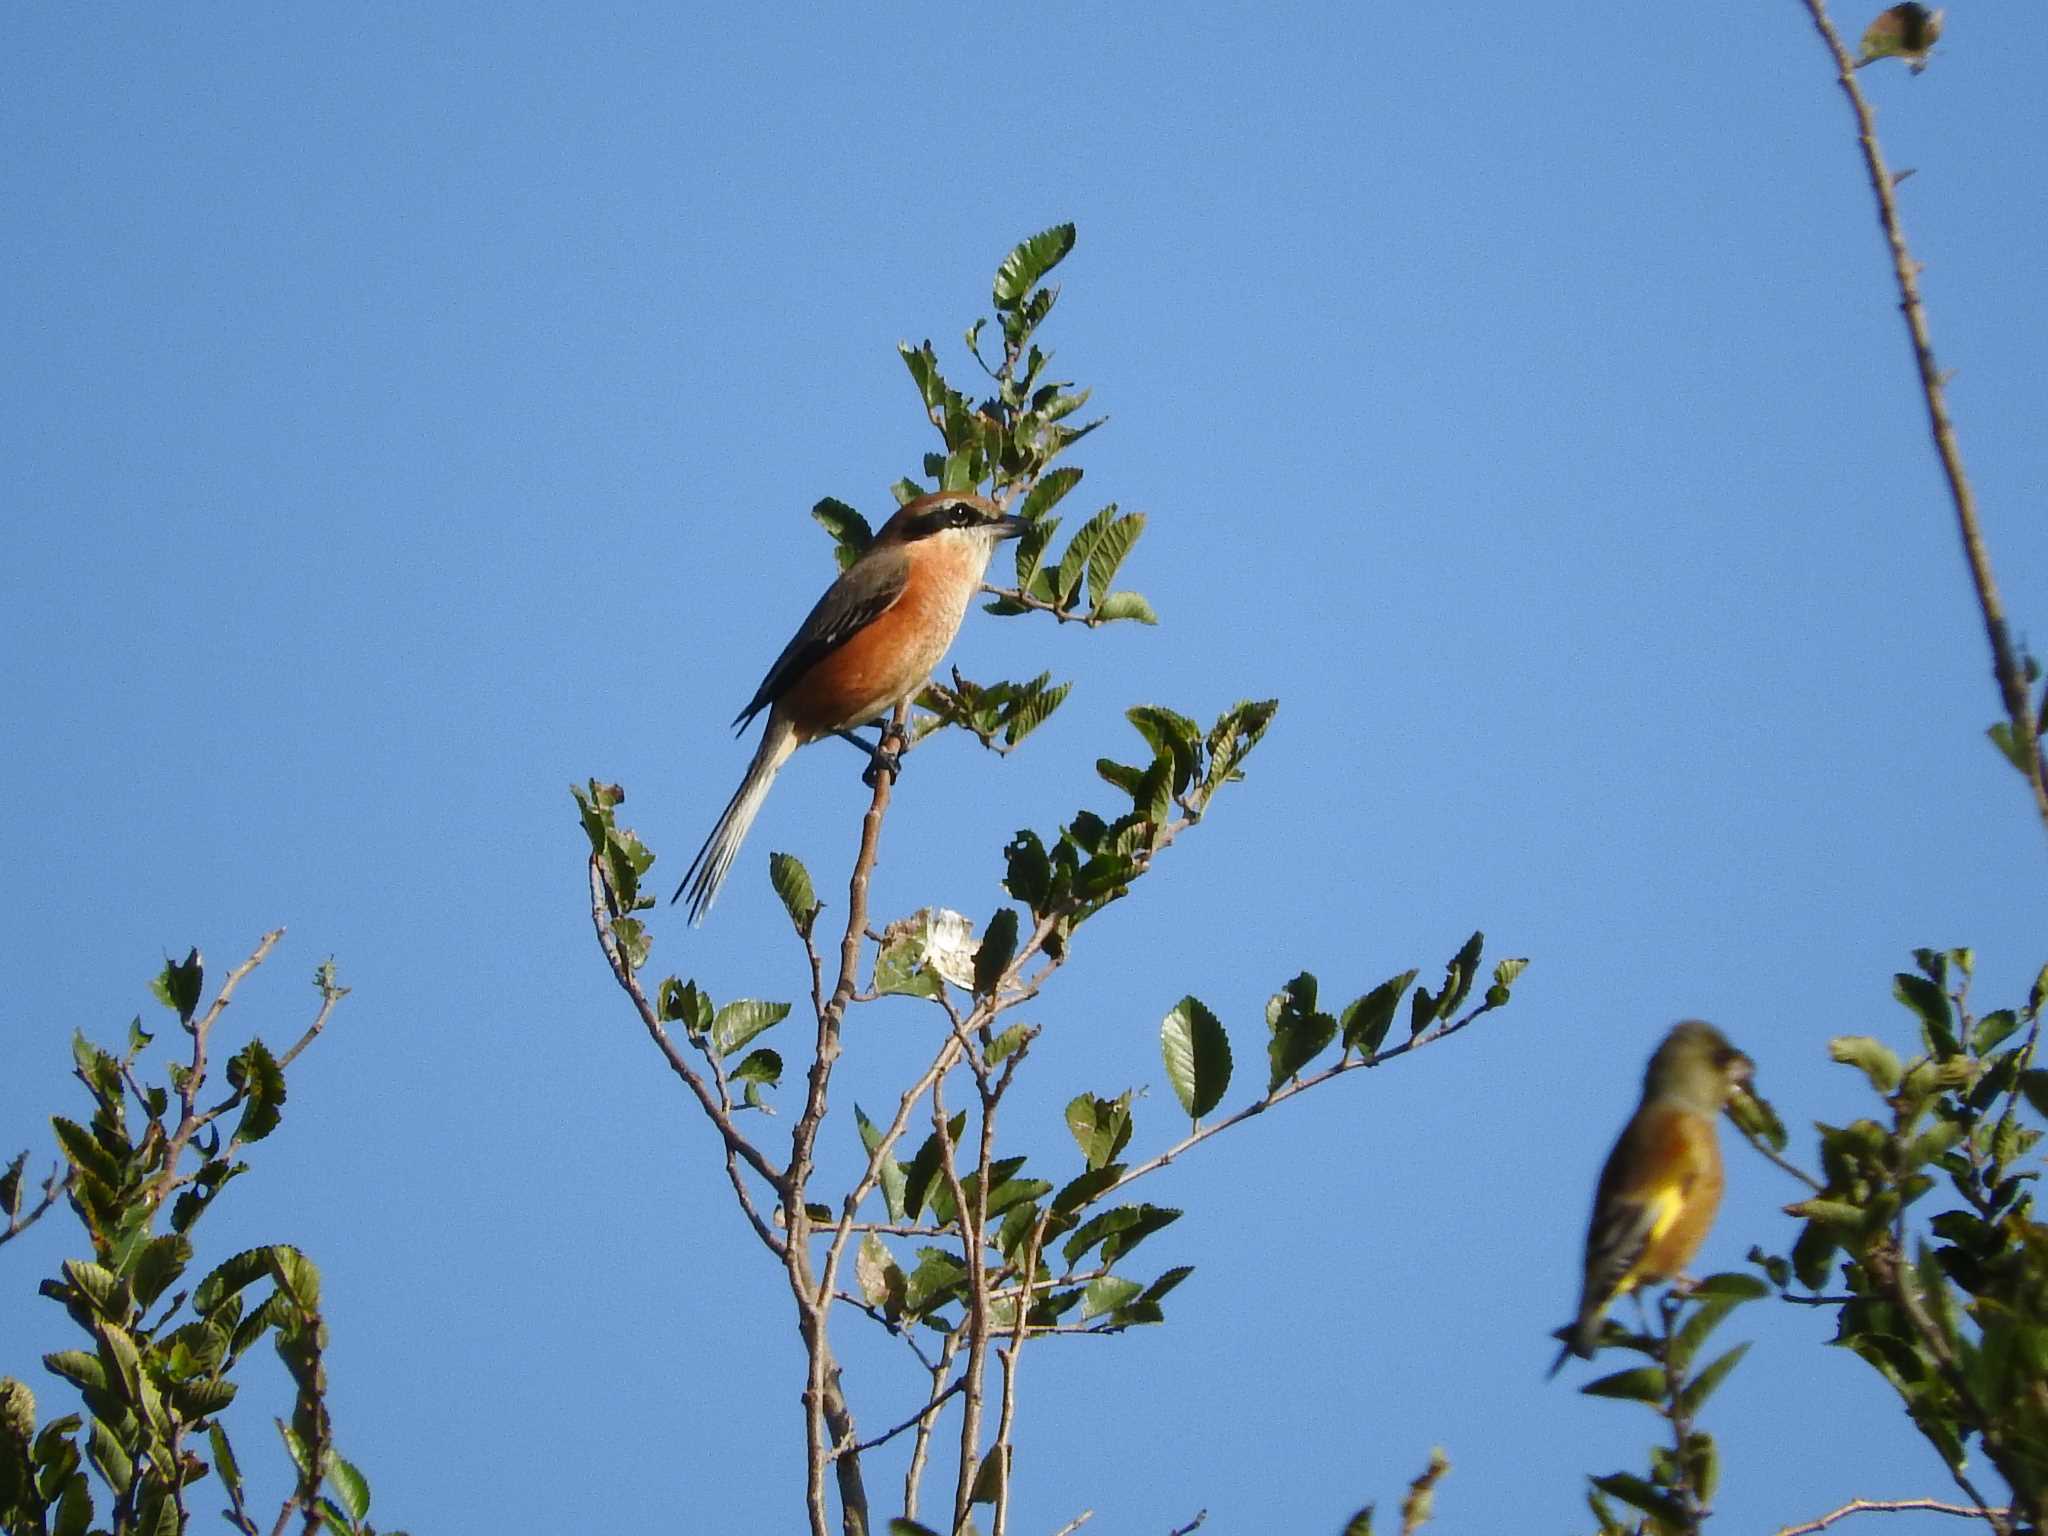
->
[730,546,911,731]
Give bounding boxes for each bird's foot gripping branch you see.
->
[578,222,1527,1536]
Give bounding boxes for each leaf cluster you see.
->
[1,947,395,1536]
[1579,1275,1767,1535]
[1748,950,2048,1520]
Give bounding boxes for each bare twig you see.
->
[147,930,284,1208]
[1731,1116,1825,1193]
[1165,1514,1208,1536]
[835,1375,967,1460]
[786,701,908,1536]
[1775,1498,2015,1536]
[586,857,786,1258]
[1798,0,2048,836]
[1049,1512,1095,1536]
[906,1331,965,1522]
[0,1161,69,1251]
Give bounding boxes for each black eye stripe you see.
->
[909,502,985,538]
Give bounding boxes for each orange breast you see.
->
[776,545,978,738]
[1636,1122,1725,1284]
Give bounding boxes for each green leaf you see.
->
[1895,972,1959,1057]
[1341,970,1419,1055]
[330,1455,371,1523]
[1085,513,1145,608]
[1019,467,1082,528]
[267,1245,321,1311]
[855,1105,908,1224]
[873,927,944,1000]
[1266,974,1337,1091]
[712,1000,790,1057]
[1726,1086,1787,1152]
[50,1118,122,1188]
[151,949,204,1025]
[992,224,1077,308]
[1081,1275,1143,1321]
[127,1234,193,1312]
[227,1037,287,1144]
[52,1471,90,1536]
[1589,1473,1687,1527]
[611,917,651,970]
[731,1049,782,1089]
[1064,1093,1134,1171]
[1161,996,1231,1119]
[1974,1009,2022,1055]
[1580,1366,1666,1402]
[1342,1508,1375,1536]
[0,1153,23,1218]
[1830,1035,1903,1094]
[767,853,819,935]
[974,909,1019,998]
[208,1423,242,1499]
[811,497,874,573]
[1679,1342,1751,1416]
[889,1521,943,1536]
[1062,1203,1180,1267]
[657,978,713,1036]
[85,1417,131,1496]
[902,1115,967,1222]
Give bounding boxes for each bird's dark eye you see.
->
[948,503,976,527]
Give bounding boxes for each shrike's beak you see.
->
[994,514,1027,540]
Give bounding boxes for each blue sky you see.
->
[4,6,2046,1533]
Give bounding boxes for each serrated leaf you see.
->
[1091,590,1159,625]
[1341,970,1418,1055]
[1085,513,1144,607]
[1161,996,1231,1119]
[1266,974,1337,1091]
[731,1048,782,1089]
[228,1037,287,1144]
[151,949,204,1025]
[1064,1093,1133,1171]
[329,1455,370,1523]
[712,1000,790,1057]
[992,224,1077,308]
[1081,1275,1143,1320]
[208,1423,242,1498]
[811,497,873,573]
[767,853,819,934]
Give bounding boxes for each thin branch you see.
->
[787,702,906,1536]
[991,1211,1050,1536]
[0,1162,70,1251]
[147,930,284,1209]
[586,857,787,1258]
[1732,1116,1824,1193]
[1165,1514,1208,1536]
[906,1331,964,1523]
[1798,0,2048,837]
[1775,1499,2015,1536]
[933,1078,989,1532]
[1049,1514,1095,1536]
[1092,994,1508,1206]
[835,1375,966,1460]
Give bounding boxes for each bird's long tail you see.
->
[674,719,798,922]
